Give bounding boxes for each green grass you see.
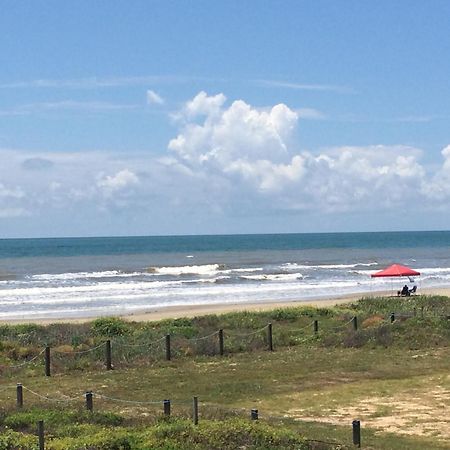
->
[0,295,448,449]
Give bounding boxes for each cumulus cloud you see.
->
[2,91,450,236]
[167,92,430,211]
[146,90,164,105]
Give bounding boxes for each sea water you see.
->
[1,231,450,320]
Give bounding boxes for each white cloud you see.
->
[2,91,450,237]
[97,169,139,197]
[146,90,165,105]
[254,79,355,94]
[168,92,432,212]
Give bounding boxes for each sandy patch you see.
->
[289,381,450,440]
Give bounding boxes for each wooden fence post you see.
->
[165,335,171,361]
[85,391,93,411]
[37,420,44,450]
[193,396,199,425]
[163,399,171,416]
[16,383,23,409]
[268,323,273,351]
[105,340,112,370]
[352,419,361,447]
[313,320,319,334]
[251,408,258,420]
[44,346,51,377]
[218,329,224,356]
[352,316,358,331]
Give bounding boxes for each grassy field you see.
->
[0,295,448,449]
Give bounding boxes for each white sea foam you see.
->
[281,262,377,270]
[31,270,144,281]
[240,273,303,281]
[147,264,224,276]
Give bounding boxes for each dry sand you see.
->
[2,286,449,325]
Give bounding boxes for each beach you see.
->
[2,232,450,323]
[2,286,449,325]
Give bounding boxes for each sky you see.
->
[0,0,449,238]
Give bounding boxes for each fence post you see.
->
[352,419,361,447]
[413,307,417,317]
[218,329,224,356]
[37,420,44,450]
[193,396,199,425]
[165,335,171,361]
[313,320,319,334]
[267,323,273,351]
[16,383,23,409]
[163,399,171,416]
[352,316,358,331]
[421,306,424,318]
[251,408,259,420]
[390,312,395,323]
[85,391,93,411]
[44,346,51,377]
[105,340,112,370]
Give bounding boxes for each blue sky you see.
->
[0,1,449,237]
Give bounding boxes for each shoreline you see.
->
[2,286,449,325]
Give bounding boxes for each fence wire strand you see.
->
[22,385,83,403]
[3,348,46,369]
[225,325,269,338]
[94,392,163,405]
[52,342,105,354]
[113,336,166,348]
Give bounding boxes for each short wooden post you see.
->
[421,306,424,318]
[16,383,23,409]
[313,320,319,334]
[85,391,93,411]
[163,399,171,416]
[413,307,417,317]
[105,340,112,370]
[37,420,44,450]
[165,335,171,361]
[251,408,258,420]
[352,419,361,447]
[44,346,51,377]
[267,323,273,351]
[352,316,358,331]
[193,396,199,425]
[218,329,224,356]
[390,312,395,323]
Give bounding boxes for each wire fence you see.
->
[1,383,356,449]
[0,309,447,376]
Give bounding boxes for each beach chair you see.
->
[409,285,417,295]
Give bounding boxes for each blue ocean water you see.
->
[0,231,450,320]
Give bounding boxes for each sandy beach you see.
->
[2,286,449,325]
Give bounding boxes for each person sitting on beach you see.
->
[400,285,410,296]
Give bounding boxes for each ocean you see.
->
[1,231,450,320]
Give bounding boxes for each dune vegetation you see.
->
[0,295,448,449]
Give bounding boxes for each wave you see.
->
[240,273,303,282]
[30,270,145,281]
[147,264,226,276]
[281,262,378,270]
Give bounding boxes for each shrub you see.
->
[92,318,130,337]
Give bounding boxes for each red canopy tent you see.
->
[371,264,420,278]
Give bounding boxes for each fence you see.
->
[1,382,361,449]
[1,310,448,376]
